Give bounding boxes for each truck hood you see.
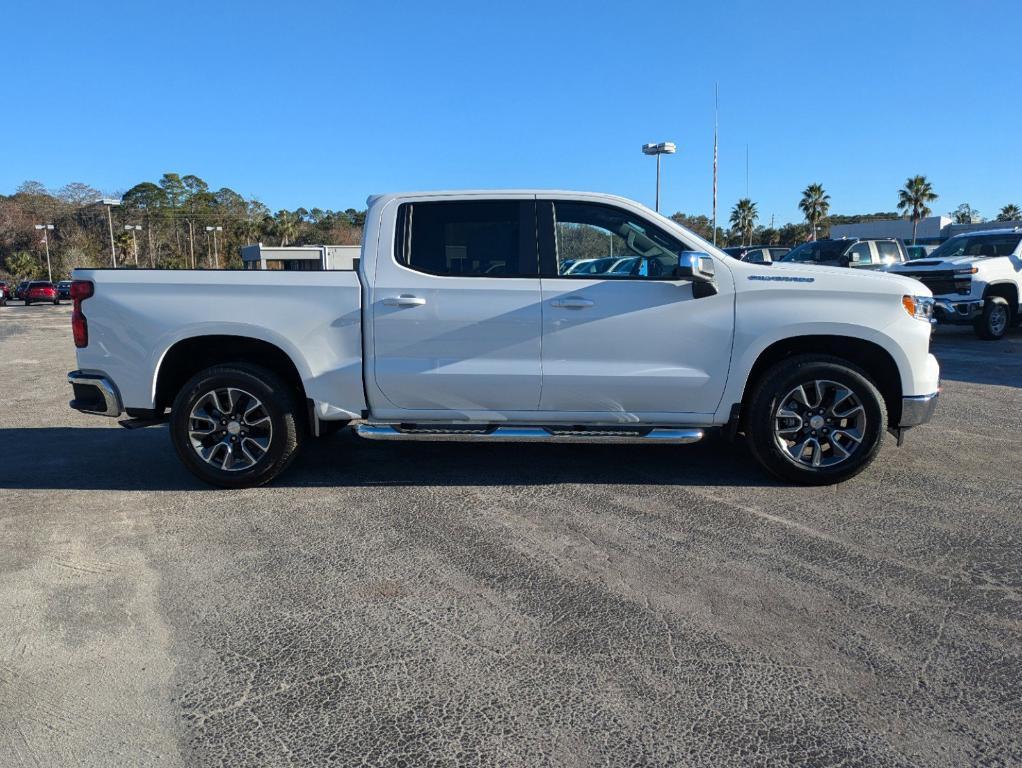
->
[761,260,930,296]
[890,255,1006,272]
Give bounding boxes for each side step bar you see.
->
[355,424,704,444]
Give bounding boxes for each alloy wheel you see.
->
[773,379,867,468]
[188,387,273,471]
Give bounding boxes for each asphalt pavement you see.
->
[0,302,1019,767]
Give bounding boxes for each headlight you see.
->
[902,295,935,322]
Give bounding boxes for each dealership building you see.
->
[240,243,361,270]
[831,216,1022,244]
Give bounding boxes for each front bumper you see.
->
[68,370,122,417]
[900,391,939,428]
[933,297,983,324]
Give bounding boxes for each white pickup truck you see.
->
[67,190,940,488]
[889,227,1022,340]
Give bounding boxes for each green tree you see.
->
[798,183,830,240]
[6,250,41,280]
[996,203,1022,222]
[950,203,979,224]
[729,199,758,246]
[273,210,300,246]
[897,175,939,245]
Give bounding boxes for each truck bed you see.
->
[71,268,366,420]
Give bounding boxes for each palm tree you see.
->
[729,198,758,246]
[897,175,939,245]
[798,184,830,241]
[996,203,1022,222]
[273,210,300,246]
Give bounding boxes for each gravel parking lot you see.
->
[1,302,1019,767]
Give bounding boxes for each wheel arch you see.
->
[983,281,1019,316]
[154,334,308,415]
[738,335,903,427]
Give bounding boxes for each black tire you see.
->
[973,296,1010,340]
[170,363,303,488]
[23,299,30,306]
[746,355,887,485]
[53,299,60,305]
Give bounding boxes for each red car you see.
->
[0,281,9,306]
[23,281,60,306]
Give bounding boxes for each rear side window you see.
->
[394,201,538,277]
[875,241,902,263]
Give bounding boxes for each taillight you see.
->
[71,280,94,348]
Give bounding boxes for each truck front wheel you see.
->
[745,355,887,485]
[170,363,303,488]
[973,296,1010,340]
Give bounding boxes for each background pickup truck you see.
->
[890,227,1022,340]
[67,190,940,487]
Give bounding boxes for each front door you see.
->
[369,198,543,414]
[537,199,735,417]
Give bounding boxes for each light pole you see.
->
[95,198,122,267]
[205,225,223,268]
[642,141,676,213]
[34,224,55,282]
[124,224,142,266]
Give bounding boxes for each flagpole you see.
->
[712,83,718,247]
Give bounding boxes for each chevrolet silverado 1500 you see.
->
[67,190,940,487]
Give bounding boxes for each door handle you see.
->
[383,295,426,307]
[551,297,595,309]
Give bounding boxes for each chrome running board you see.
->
[355,424,704,444]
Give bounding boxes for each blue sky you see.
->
[3,0,1019,224]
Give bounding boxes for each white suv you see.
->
[890,228,1022,340]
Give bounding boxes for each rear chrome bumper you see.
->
[900,391,939,428]
[68,370,122,417]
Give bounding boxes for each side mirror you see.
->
[676,251,718,296]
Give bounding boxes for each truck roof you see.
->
[366,189,644,208]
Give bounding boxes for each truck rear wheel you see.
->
[746,355,886,485]
[973,296,1010,340]
[170,363,303,488]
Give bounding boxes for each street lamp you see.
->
[96,198,121,267]
[34,224,55,282]
[642,141,676,213]
[124,224,142,266]
[205,225,223,268]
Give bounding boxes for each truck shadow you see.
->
[0,427,774,491]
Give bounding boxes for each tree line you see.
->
[713,176,1021,249]
[0,175,365,281]
[3,173,1020,281]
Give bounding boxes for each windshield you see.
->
[781,240,850,265]
[927,233,1021,260]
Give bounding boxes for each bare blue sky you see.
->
[3,0,1019,223]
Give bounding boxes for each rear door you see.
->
[537,199,735,417]
[368,197,543,414]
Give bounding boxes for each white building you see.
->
[240,244,361,271]
[830,216,950,244]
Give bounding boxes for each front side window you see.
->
[395,201,537,277]
[846,242,873,266]
[550,201,684,279]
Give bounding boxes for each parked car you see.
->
[0,280,9,306]
[57,280,73,300]
[67,190,939,489]
[781,238,908,270]
[561,256,619,275]
[890,228,1022,340]
[23,281,59,305]
[722,246,790,264]
[14,281,29,300]
[905,244,938,260]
